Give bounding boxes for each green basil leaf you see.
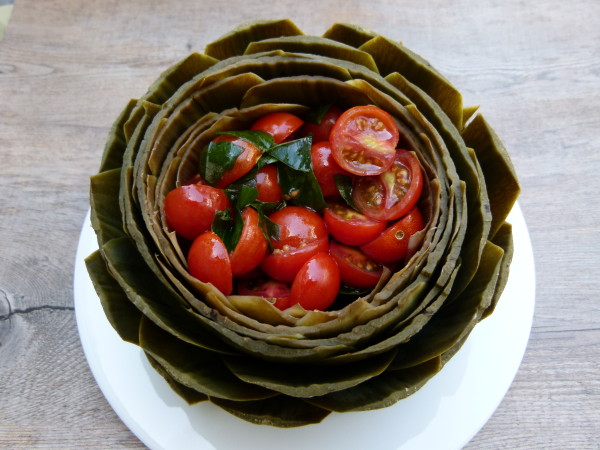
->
[217,130,275,152]
[334,174,360,212]
[211,209,244,253]
[251,202,282,249]
[257,155,278,170]
[305,103,334,124]
[268,137,313,172]
[198,141,244,186]
[278,163,326,211]
[236,185,259,209]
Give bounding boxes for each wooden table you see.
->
[1,0,598,448]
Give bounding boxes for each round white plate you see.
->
[74,203,535,450]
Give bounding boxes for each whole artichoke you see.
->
[86,20,520,427]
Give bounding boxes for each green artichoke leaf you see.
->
[462,113,521,238]
[99,98,137,173]
[139,316,276,401]
[244,35,380,73]
[222,348,397,398]
[85,250,142,345]
[145,353,208,405]
[482,221,514,319]
[361,36,464,130]
[90,168,126,247]
[205,19,304,60]
[306,357,441,412]
[322,23,377,49]
[210,395,330,427]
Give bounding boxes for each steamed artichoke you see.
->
[86,20,520,427]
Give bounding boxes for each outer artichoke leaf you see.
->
[322,23,377,49]
[90,168,126,246]
[205,19,304,60]
[142,52,219,106]
[223,349,397,398]
[190,72,265,114]
[462,105,480,128]
[139,316,275,401]
[244,35,380,73]
[240,76,372,110]
[306,357,441,412]
[100,237,235,355]
[482,221,514,319]
[145,353,208,405]
[210,395,330,428]
[391,240,504,369]
[361,36,464,129]
[462,113,521,238]
[123,102,146,143]
[85,250,142,345]
[99,98,137,172]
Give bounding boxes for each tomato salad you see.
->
[163,105,426,312]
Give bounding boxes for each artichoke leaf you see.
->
[90,168,126,246]
[482,221,514,319]
[145,353,208,405]
[98,98,137,173]
[322,22,377,49]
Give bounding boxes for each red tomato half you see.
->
[251,112,304,144]
[310,142,350,198]
[187,232,232,295]
[330,241,383,288]
[164,184,230,241]
[255,164,283,202]
[330,105,399,176]
[360,207,426,264]
[213,135,261,189]
[323,202,387,246]
[229,207,268,276]
[352,149,423,221]
[300,105,343,142]
[288,253,340,311]
[260,206,329,282]
[237,277,291,310]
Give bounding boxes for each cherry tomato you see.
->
[323,202,387,246]
[329,241,383,288]
[229,207,268,276]
[187,232,232,295]
[237,277,291,310]
[330,105,399,176]
[352,149,423,221]
[260,206,329,282]
[212,135,261,189]
[255,164,283,202]
[164,184,230,241]
[300,105,343,142]
[310,141,351,198]
[288,253,340,311]
[360,207,426,263]
[251,112,304,144]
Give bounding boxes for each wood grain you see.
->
[1,0,599,448]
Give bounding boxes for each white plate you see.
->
[74,203,535,450]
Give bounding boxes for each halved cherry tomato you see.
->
[229,207,268,276]
[260,206,329,282]
[329,240,383,288]
[352,149,423,221]
[288,253,340,311]
[237,277,291,311]
[213,135,261,189]
[251,112,304,144]
[360,207,426,263]
[164,184,230,241]
[330,105,399,176]
[255,164,283,202]
[187,232,232,295]
[323,202,387,246]
[310,142,351,198]
[300,105,343,142]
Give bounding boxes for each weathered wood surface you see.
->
[1,0,598,448]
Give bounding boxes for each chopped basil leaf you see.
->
[217,130,274,152]
[278,163,326,211]
[334,174,361,212]
[236,185,259,209]
[252,201,282,248]
[305,103,333,124]
[211,208,244,253]
[257,154,278,170]
[267,137,313,172]
[198,141,244,186]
